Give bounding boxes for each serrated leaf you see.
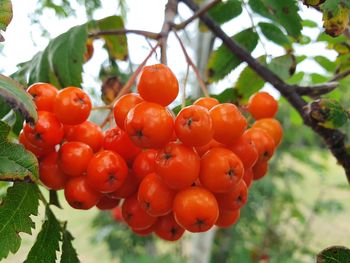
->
[61,230,80,263]
[314,56,336,72]
[259,22,291,50]
[0,121,39,182]
[207,28,258,82]
[235,65,265,102]
[317,246,350,263]
[208,0,242,25]
[0,182,39,260]
[249,0,302,38]
[24,207,61,263]
[28,24,88,89]
[0,0,12,41]
[92,16,128,61]
[0,74,37,124]
[267,54,296,80]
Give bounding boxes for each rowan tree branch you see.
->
[173,0,221,30]
[160,0,178,64]
[180,0,350,184]
[88,29,160,39]
[294,82,338,97]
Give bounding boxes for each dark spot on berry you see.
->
[73,200,84,208]
[107,172,117,184]
[164,153,172,160]
[227,168,235,178]
[170,227,178,237]
[34,132,42,141]
[186,118,193,127]
[136,130,143,138]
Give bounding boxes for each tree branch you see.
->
[173,0,221,30]
[88,29,160,39]
[160,0,179,64]
[332,69,350,82]
[180,0,350,184]
[294,82,338,97]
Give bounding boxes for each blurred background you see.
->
[1,0,350,262]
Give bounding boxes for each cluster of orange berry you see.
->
[20,64,282,241]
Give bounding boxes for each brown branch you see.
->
[173,0,221,30]
[100,42,160,128]
[180,0,350,184]
[173,31,210,97]
[160,0,178,64]
[88,29,160,39]
[332,69,350,82]
[294,82,338,97]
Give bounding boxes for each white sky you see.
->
[0,0,337,102]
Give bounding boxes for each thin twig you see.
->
[173,31,210,97]
[160,0,178,64]
[182,64,190,108]
[174,0,221,30]
[241,0,268,57]
[332,69,350,82]
[294,82,338,97]
[100,42,161,128]
[88,29,160,39]
[92,105,112,110]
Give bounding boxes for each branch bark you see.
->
[180,0,350,184]
[160,0,178,64]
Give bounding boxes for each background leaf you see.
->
[28,24,88,88]
[0,74,37,124]
[0,121,39,182]
[235,64,265,102]
[249,0,302,38]
[207,28,258,82]
[24,207,61,263]
[267,54,296,80]
[208,0,242,25]
[92,16,128,61]
[0,0,12,41]
[0,183,39,260]
[258,22,291,50]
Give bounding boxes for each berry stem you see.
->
[182,63,190,109]
[173,31,210,97]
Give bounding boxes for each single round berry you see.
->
[247,92,278,120]
[54,87,92,125]
[137,64,179,106]
[113,93,143,130]
[27,82,58,111]
[23,111,64,148]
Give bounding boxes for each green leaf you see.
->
[0,121,39,182]
[322,0,350,16]
[28,24,88,88]
[92,16,128,61]
[0,182,39,260]
[249,0,302,38]
[61,230,80,263]
[310,73,330,84]
[258,22,291,50]
[302,19,318,28]
[314,56,336,72]
[211,88,239,103]
[208,0,242,25]
[0,0,12,41]
[0,74,37,124]
[267,54,296,80]
[317,246,350,263]
[207,28,258,82]
[24,207,61,263]
[235,65,265,102]
[287,71,305,85]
